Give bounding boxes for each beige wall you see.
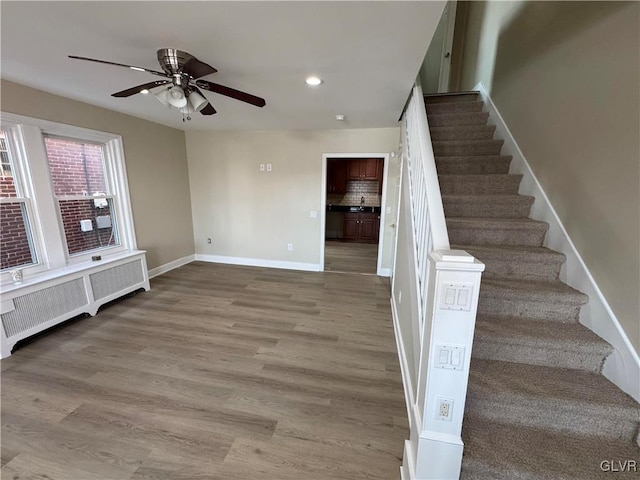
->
[458,1,640,352]
[185,128,401,268]
[420,5,447,94]
[1,80,194,270]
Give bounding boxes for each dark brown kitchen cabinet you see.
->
[343,213,360,241]
[347,158,380,181]
[343,212,380,243]
[327,159,347,193]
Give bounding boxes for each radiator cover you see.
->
[0,251,149,357]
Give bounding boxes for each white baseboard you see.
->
[401,439,415,480]
[378,267,391,277]
[195,254,321,273]
[475,82,640,402]
[391,295,419,478]
[148,254,195,279]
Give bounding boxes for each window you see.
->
[44,137,120,256]
[0,129,37,271]
[0,134,11,177]
[0,113,137,285]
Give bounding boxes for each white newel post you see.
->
[413,250,484,480]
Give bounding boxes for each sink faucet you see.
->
[361,196,365,206]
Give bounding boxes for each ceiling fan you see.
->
[69,48,266,120]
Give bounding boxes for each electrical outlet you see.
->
[207,238,212,244]
[266,163,272,172]
[260,163,265,171]
[435,397,454,421]
[287,243,293,251]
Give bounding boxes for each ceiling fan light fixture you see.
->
[154,87,171,107]
[167,85,187,108]
[188,90,208,112]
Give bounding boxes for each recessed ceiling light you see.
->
[335,114,345,121]
[140,89,150,95]
[130,66,145,72]
[305,76,322,86]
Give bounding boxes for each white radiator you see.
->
[0,251,149,358]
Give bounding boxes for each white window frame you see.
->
[0,134,12,177]
[0,126,47,279]
[44,134,121,261]
[0,112,138,286]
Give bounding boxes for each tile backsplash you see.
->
[327,180,381,206]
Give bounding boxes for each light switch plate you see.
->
[434,344,465,371]
[439,282,473,311]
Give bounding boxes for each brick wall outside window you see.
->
[44,137,118,255]
[59,200,116,255]
[0,200,34,270]
[45,137,106,196]
[1,157,36,270]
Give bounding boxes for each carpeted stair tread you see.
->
[481,277,588,304]
[461,414,640,479]
[443,194,534,218]
[439,174,521,195]
[447,217,549,246]
[433,139,504,156]
[466,358,640,441]
[425,100,484,115]
[424,92,479,104]
[478,277,589,322]
[453,244,565,280]
[427,111,490,127]
[435,155,512,174]
[473,314,613,372]
[430,124,496,141]
[426,91,640,477]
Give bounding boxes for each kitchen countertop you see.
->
[327,205,381,214]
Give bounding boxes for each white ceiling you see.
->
[1,1,445,131]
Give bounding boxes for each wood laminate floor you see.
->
[324,240,378,275]
[1,262,407,480]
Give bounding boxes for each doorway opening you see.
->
[321,154,388,275]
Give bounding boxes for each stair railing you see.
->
[404,84,451,332]
[396,82,485,479]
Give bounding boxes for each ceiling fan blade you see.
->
[112,80,170,98]
[196,80,266,108]
[69,55,169,78]
[200,103,217,115]
[183,58,217,79]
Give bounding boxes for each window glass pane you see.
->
[44,137,107,196]
[0,130,17,198]
[59,198,119,255]
[1,202,36,270]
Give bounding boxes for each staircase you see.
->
[424,93,640,479]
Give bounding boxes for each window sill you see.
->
[1,249,147,295]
